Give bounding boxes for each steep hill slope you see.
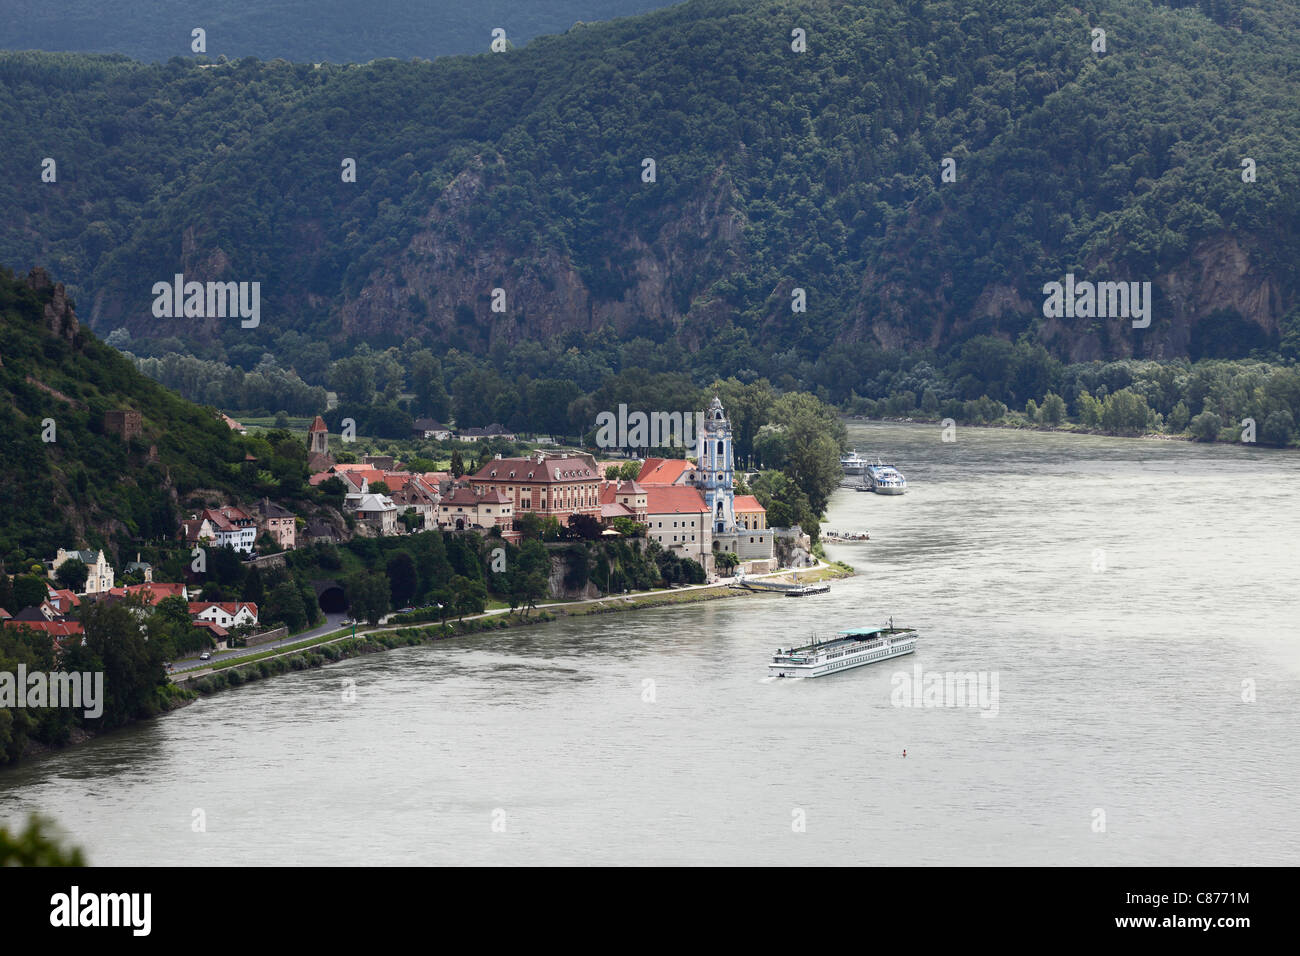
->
[0,267,303,561]
[2,0,1297,373]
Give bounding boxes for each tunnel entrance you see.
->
[312,579,347,613]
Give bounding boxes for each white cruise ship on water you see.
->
[866,461,907,494]
[769,621,917,678]
[839,449,869,475]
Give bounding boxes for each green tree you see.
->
[63,600,167,731]
[1190,411,1223,442]
[450,450,465,478]
[767,392,844,516]
[266,581,308,631]
[154,594,192,629]
[54,557,88,593]
[1077,390,1103,427]
[13,576,47,610]
[1166,401,1190,433]
[244,565,265,605]
[386,551,418,608]
[409,349,451,420]
[330,355,375,405]
[449,574,486,621]
[1100,389,1151,434]
[1261,409,1295,447]
[1039,392,1066,425]
[0,815,86,866]
[346,570,390,624]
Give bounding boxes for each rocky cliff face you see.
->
[847,230,1286,361]
[27,267,81,345]
[336,157,747,351]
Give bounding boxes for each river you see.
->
[3,422,1297,865]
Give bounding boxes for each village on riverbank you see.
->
[3,396,820,659]
[1,394,850,763]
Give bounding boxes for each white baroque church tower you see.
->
[696,396,738,533]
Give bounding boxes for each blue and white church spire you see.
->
[698,396,737,533]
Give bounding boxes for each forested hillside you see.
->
[2,0,1298,385]
[0,0,670,63]
[0,267,311,560]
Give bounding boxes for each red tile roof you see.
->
[46,588,81,613]
[195,507,254,532]
[3,619,83,637]
[330,465,388,487]
[309,415,328,433]
[189,602,259,618]
[442,487,509,506]
[636,458,695,485]
[130,582,185,603]
[473,456,600,483]
[734,495,766,513]
[600,480,647,503]
[180,517,210,540]
[645,486,707,514]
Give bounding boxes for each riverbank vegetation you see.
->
[0,601,184,765]
[841,342,1300,446]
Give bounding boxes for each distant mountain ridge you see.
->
[2,0,1298,376]
[1,0,673,63]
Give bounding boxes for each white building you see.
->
[51,548,115,594]
[345,491,399,535]
[188,601,260,628]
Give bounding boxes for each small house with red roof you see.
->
[189,601,259,628]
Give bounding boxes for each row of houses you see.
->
[1,578,258,647]
[178,498,299,554]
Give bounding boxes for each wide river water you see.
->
[3,422,1297,865]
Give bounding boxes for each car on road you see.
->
[396,607,414,614]
[199,652,211,661]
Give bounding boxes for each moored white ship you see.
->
[839,449,869,476]
[866,461,907,494]
[769,621,917,678]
